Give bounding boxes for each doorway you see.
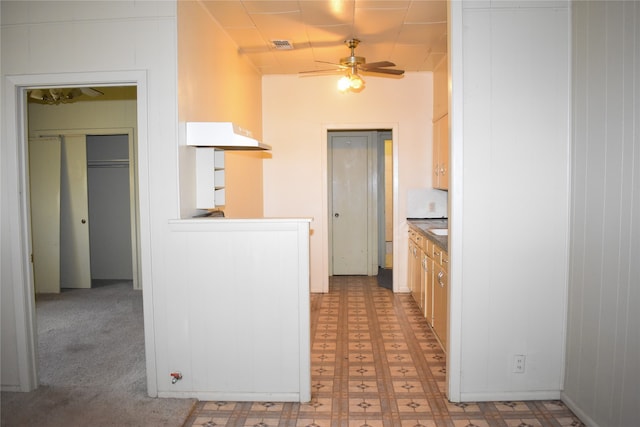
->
[327,130,393,280]
[24,85,143,391]
[3,71,155,395]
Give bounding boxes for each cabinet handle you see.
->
[437,271,445,287]
[442,259,448,264]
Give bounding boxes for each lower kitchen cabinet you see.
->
[407,224,448,354]
[432,261,448,352]
[430,245,448,352]
[423,251,433,325]
[408,230,424,312]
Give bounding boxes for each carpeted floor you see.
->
[1,281,196,427]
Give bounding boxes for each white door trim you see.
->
[321,123,399,294]
[3,70,157,396]
[447,0,463,402]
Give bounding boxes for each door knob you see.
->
[334,213,340,218]
[81,219,86,224]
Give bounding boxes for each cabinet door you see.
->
[407,236,415,295]
[421,252,431,320]
[409,240,422,308]
[433,55,448,121]
[437,114,449,190]
[433,263,448,352]
[433,114,449,190]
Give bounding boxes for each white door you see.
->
[59,135,92,288]
[330,133,370,275]
[29,138,62,294]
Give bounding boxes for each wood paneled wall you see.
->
[564,2,640,426]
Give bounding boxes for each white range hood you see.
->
[186,122,271,150]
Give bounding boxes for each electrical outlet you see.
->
[428,201,436,212]
[513,354,526,373]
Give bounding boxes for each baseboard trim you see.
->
[158,390,309,403]
[561,392,599,427]
[459,390,562,402]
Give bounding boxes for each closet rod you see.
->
[87,159,129,168]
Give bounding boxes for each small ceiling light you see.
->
[337,71,365,93]
[337,75,352,92]
[349,74,364,90]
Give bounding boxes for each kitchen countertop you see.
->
[407,218,448,252]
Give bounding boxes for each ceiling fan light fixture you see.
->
[337,73,365,92]
[337,75,351,92]
[28,87,104,105]
[350,74,364,90]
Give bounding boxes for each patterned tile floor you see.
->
[183,276,585,427]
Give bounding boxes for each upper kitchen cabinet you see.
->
[433,114,449,190]
[433,55,449,122]
[433,55,449,191]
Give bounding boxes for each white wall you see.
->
[262,73,433,293]
[1,1,177,394]
[564,2,640,426]
[177,0,265,219]
[452,1,570,400]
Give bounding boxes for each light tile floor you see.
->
[183,276,585,427]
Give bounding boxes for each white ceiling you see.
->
[201,0,448,75]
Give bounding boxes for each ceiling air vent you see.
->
[271,39,294,50]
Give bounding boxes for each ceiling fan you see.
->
[300,39,405,92]
[28,87,104,105]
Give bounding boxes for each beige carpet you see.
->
[1,281,196,427]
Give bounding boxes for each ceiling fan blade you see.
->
[362,68,405,75]
[80,87,104,97]
[298,68,342,74]
[316,60,348,68]
[68,88,83,99]
[360,61,396,69]
[29,89,45,100]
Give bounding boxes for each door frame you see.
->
[3,71,156,395]
[32,128,140,290]
[320,123,399,293]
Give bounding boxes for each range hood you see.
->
[186,122,271,150]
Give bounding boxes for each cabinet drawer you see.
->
[408,228,417,244]
[414,232,424,248]
[431,245,443,265]
[422,237,431,255]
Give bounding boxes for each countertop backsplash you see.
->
[406,188,448,219]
